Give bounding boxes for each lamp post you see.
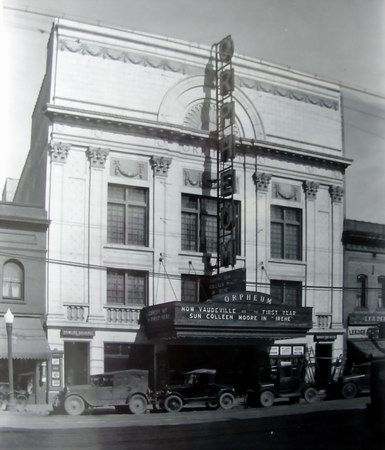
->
[4,308,17,411]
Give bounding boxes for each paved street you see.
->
[0,396,380,450]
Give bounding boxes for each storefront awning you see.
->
[141,299,313,340]
[348,339,385,360]
[0,317,51,360]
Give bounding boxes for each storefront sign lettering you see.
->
[348,313,385,325]
[60,329,95,338]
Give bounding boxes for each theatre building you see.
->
[0,199,50,403]
[13,18,351,398]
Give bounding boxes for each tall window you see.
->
[181,274,210,303]
[357,274,368,308]
[107,184,148,246]
[378,276,385,308]
[270,280,302,307]
[271,206,302,260]
[107,269,147,306]
[181,194,241,254]
[2,261,23,300]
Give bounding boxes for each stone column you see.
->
[253,172,272,293]
[329,185,344,328]
[86,147,109,322]
[302,181,320,313]
[47,141,71,321]
[150,155,173,304]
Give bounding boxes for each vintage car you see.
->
[245,361,319,408]
[326,362,371,399]
[52,369,150,415]
[153,369,237,412]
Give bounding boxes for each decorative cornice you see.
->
[150,156,172,176]
[253,172,272,191]
[49,141,70,162]
[329,185,344,202]
[45,105,351,172]
[58,38,339,111]
[86,147,109,168]
[303,181,320,200]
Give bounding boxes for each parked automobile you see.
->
[153,369,237,412]
[52,369,150,415]
[327,362,371,399]
[245,361,319,408]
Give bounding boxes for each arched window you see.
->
[2,261,24,300]
[357,274,368,308]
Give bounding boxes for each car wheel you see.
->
[342,382,358,399]
[164,395,183,413]
[218,392,235,410]
[64,395,85,416]
[259,390,275,408]
[206,400,219,410]
[128,394,147,415]
[304,387,318,404]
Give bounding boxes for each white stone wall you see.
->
[16,19,350,375]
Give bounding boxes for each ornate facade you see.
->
[14,19,351,397]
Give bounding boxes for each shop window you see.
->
[181,194,241,254]
[271,205,302,260]
[181,274,211,303]
[107,184,148,246]
[2,260,24,300]
[357,274,368,308]
[107,269,147,306]
[378,276,385,308]
[270,280,302,306]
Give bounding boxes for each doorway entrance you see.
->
[64,341,89,385]
[315,343,332,387]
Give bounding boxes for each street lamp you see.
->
[4,308,17,411]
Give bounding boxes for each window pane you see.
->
[108,185,125,201]
[271,206,282,221]
[108,204,125,243]
[201,215,217,253]
[126,205,146,245]
[107,271,125,304]
[201,198,217,214]
[270,283,283,303]
[285,224,300,259]
[2,262,23,299]
[285,208,300,222]
[182,195,198,210]
[285,284,300,306]
[182,212,198,251]
[126,273,145,305]
[127,186,146,204]
[181,276,198,303]
[271,223,283,258]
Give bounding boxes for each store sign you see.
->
[348,313,385,325]
[60,329,95,338]
[314,334,337,342]
[348,326,373,339]
[142,300,312,330]
[209,268,246,297]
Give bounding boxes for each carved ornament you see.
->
[253,172,272,191]
[87,147,109,168]
[303,181,320,200]
[49,141,71,162]
[272,182,301,202]
[150,156,172,176]
[329,185,344,203]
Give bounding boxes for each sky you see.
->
[1,0,385,223]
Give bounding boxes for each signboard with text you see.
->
[142,295,313,339]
